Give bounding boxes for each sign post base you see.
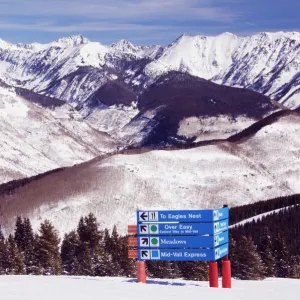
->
[222,259,232,288]
[137,261,146,283]
[208,262,218,288]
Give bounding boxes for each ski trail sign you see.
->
[129,207,230,262]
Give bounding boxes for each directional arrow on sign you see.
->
[140,225,148,232]
[140,212,148,221]
[141,238,149,245]
[142,250,149,258]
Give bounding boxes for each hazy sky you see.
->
[0,0,299,45]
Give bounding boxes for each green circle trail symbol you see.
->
[151,225,158,232]
[151,238,159,245]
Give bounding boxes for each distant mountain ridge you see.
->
[0,31,299,108]
[0,31,298,147]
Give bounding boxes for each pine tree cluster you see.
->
[229,194,300,225]
[0,214,208,279]
[0,216,60,275]
[0,200,299,280]
[230,205,300,279]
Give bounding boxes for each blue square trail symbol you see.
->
[151,250,160,259]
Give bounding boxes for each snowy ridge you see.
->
[145,33,239,80]
[147,32,300,107]
[50,35,90,47]
[0,32,299,108]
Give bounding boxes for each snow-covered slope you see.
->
[0,35,109,101]
[146,32,300,108]
[0,276,299,300]
[214,32,300,108]
[0,84,119,183]
[145,33,239,80]
[1,111,300,235]
[0,32,299,108]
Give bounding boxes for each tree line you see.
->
[0,167,64,196]
[0,201,299,280]
[229,194,300,224]
[0,214,208,280]
[230,205,300,279]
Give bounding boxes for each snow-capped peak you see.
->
[0,38,13,50]
[111,39,140,53]
[0,31,300,108]
[51,35,90,47]
[249,31,300,43]
[145,32,239,79]
[217,32,237,38]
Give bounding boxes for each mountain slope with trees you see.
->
[0,109,300,235]
[0,83,119,183]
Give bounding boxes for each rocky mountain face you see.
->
[0,32,299,107]
[0,32,298,147]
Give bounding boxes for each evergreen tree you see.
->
[6,235,25,275]
[0,225,8,275]
[94,250,115,277]
[110,225,120,254]
[76,214,105,276]
[273,232,290,278]
[77,214,103,251]
[229,235,239,277]
[118,236,136,277]
[14,217,36,274]
[35,220,61,275]
[0,226,4,243]
[103,228,110,252]
[289,256,300,279]
[147,261,180,279]
[105,225,122,275]
[61,230,80,275]
[14,217,25,250]
[23,218,36,274]
[259,226,276,277]
[76,242,93,276]
[234,235,265,280]
[178,261,208,281]
[30,233,43,275]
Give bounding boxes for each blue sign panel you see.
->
[138,219,229,236]
[138,243,229,261]
[137,231,228,249]
[137,208,228,223]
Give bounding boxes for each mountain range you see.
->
[0,31,300,234]
[0,31,299,108]
[1,31,298,146]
